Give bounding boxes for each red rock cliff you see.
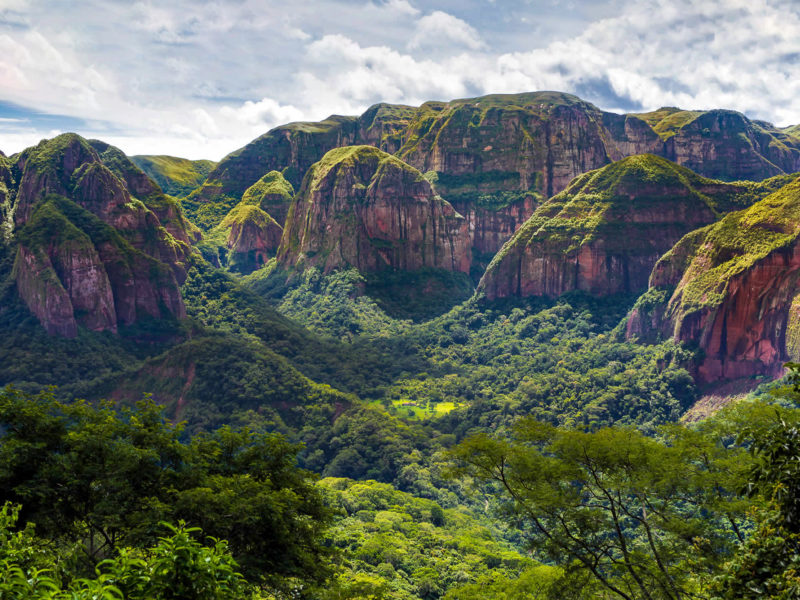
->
[277,146,470,274]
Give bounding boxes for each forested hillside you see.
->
[3,90,800,599]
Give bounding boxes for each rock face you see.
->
[197,170,292,273]
[478,155,785,300]
[186,105,417,231]
[184,116,363,229]
[239,171,294,226]
[626,176,800,384]
[277,146,470,274]
[213,204,283,274]
[6,133,192,337]
[187,92,800,259]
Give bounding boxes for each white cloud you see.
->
[2,0,800,161]
[408,11,487,51]
[220,97,305,128]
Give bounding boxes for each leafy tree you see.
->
[0,502,248,600]
[449,420,751,600]
[712,363,800,599]
[0,386,332,589]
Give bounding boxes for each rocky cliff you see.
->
[184,115,362,229]
[187,92,800,259]
[196,170,292,273]
[626,176,800,384]
[6,134,193,337]
[239,170,294,226]
[277,145,470,274]
[478,155,788,300]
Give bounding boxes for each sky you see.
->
[1,0,799,160]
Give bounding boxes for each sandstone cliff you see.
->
[185,115,362,229]
[626,176,800,384]
[196,170,292,273]
[277,146,470,274]
[8,134,192,337]
[187,92,800,259]
[478,155,786,300]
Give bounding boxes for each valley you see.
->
[3,90,800,599]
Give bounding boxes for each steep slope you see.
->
[277,146,470,274]
[131,155,216,197]
[185,92,800,259]
[239,170,294,226]
[184,115,362,229]
[200,203,283,274]
[628,108,800,181]
[626,176,800,384]
[478,155,791,300]
[196,170,292,273]
[7,134,193,337]
[185,105,418,232]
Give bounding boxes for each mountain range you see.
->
[3,89,800,422]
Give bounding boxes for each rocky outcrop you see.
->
[478,155,782,300]
[186,106,417,231]
[89,140,201,247]
[239,171,294,226]
[277,146,470,274]
[185,116,362,229]
[219,204,283,273]
[189,92,800,258]
[8,133,192,337]
[626,176,800,384]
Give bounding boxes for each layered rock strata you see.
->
[277,146,470,274]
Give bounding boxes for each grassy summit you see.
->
[655,176,800,316]
[131,155,216,198]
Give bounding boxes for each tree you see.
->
[449,419,750,600]
[712,363,800,599]
[0,386,333,590]
[0,502,248,600]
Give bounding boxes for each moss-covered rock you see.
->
[626,175,800,384]
[277,145,470,275]
[239,170,294,226]
[184,115,363,229]
[479,155,789,300]
[7,134,193,337]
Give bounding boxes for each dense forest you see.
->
[4,89,800,599]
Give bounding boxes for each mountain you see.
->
[478,155,793,300]
[4,133,194,337]
[626,175,800,385]
[183,92,800,266]
[197,171,292,273]
[131,155,217,198]
[276,145,471,275]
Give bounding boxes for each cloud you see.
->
[2,0,800,161]
[408,11,487,51]
[220,97,305,128]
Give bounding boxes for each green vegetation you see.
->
[131,155,217,198]
[656,176,800,316]
[630,108,705,140]
[0,387,333,594]
[183,181,243,230]
[0,504,248,600]
[319,477,547,600]
[241,170,294,210]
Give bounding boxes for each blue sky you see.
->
[1,0,798,159]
